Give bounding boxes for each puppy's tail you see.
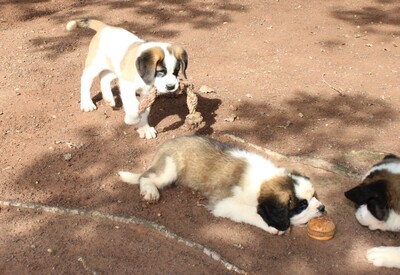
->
[66,19,106,32]
[118,171,140,185]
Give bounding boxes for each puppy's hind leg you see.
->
[80,66,102,112]
[100,71,117,107]
[139,156,178,203]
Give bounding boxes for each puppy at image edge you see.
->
[345,154,400,269]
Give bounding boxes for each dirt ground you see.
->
[1,0,399,274]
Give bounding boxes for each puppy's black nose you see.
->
[318,205,325,213]
[166,84,176,91]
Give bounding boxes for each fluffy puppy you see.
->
[119,136,326,235]
[66,19,188,139]
[345,154,400,269]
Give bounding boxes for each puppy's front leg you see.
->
[119,80,141,125]
[212,199,284,235]
[136,107,157,139]
[367,246,400,269]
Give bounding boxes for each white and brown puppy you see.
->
[119,136,326,234]
[66,19,188,139]
[345,154,400,269]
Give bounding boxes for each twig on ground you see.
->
[223,133,360,178]
[321,73,346,97]
[0,199,247,274]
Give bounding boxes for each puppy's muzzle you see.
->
[166,83,177,91]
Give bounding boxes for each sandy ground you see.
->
[0,0,399,274]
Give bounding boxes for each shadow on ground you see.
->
[224,91,398,159]
[3,0,247,59]
[330,0,400,37]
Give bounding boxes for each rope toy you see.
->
[138,80,203,129]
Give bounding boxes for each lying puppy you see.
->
[66,19,188,139]
[345,154,400,269]
[119,136,326,234]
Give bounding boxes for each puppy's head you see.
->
[344,154,400,227]
[136,45,188,93]
[257,174,325,231]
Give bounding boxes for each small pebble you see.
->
[47,248,56,255]
[63,153,72,161]
[224,114,237,122]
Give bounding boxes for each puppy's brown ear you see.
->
[171,45,188,79]
[257,194,290,231]
[136,47,164,85]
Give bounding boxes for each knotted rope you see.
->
[138,80,203,128]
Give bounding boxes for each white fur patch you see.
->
[355,205,400,231]
[119,171,140,185]
[363,162,400,180]
[292,175,315,200]
[229,149,285,192]
[355,204,385,230]
[212,198,281,235]
[151,156,178,189]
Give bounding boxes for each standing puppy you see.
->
[119,136,326,235]
[345,154,400,269]
[67,19,188,139]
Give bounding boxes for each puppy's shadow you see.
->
[92,86,123,110]
[149,93,221,135]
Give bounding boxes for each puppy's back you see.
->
[153,136,247,201]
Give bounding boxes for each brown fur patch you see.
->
[87,20,107,32]
[259,176,298,211]
[120,42,143,82]
[84,33,102,67]
[363,169,400,212]
[167,45,188,78]
[134,47,165,84]
[149,136,247,204]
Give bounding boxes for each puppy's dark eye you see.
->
[155,70,166,77]
[297,199,308,211]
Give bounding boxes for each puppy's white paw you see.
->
[104,96,116,107]
[137,125,157,139]
[265,226,285,235]
[81,100,97,112]
[367,246,400,268]
[140,183,160,202]
[124,113,141,125]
